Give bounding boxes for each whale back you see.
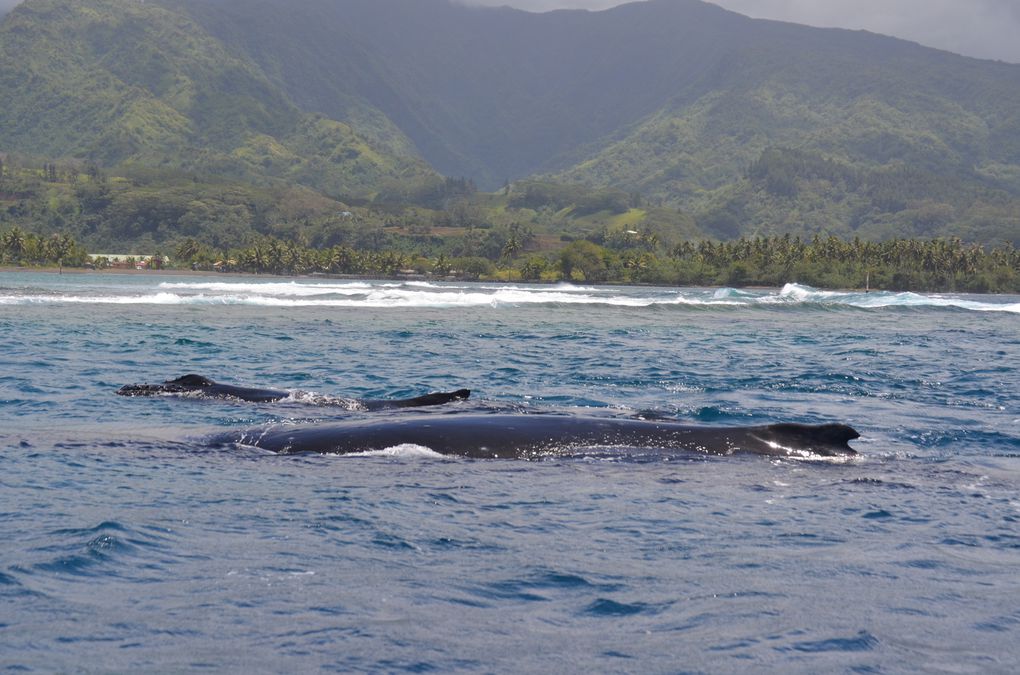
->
[168,374,215,387]
[361,388,472,410]
[215,414,860,459]
[748,423,860,457]
[117,374,286,400]
[119,375,471,408]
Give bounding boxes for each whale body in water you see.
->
[118,374,470,410]
[211,413,860,459]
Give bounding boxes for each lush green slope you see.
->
[4,156,1019,293]
[540,4,1020,241]
[159,0,1020,242]
[2,0,1020,246]
[167,0,762,188]
[166,0,1020,188]
[0,0,434,198]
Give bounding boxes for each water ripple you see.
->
[786,631,880,653]
[1,273,1018,672]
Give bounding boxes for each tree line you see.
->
[3,225,1017,293]
[0,227,89,267]
[666,234,1019,293]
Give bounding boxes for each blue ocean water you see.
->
[1,271,1018,672]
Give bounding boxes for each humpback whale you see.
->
[118,374,470,410]
[211,413,860,459]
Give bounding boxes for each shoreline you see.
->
[0,265,252,279]
[0,265,1011,296]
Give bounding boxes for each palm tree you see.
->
[2,227,26,263]
[432,254,452,277]
[500,235,521,281]
[175,238,202,263]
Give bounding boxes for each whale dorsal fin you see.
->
[167,374,215,387]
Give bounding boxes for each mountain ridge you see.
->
[160,0,1020,192]
[2,0,1019,245]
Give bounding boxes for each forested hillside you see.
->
[163,1,1020,182]
[0,0,434,199]
[162,0,1020,243]
[1,0,1019,251]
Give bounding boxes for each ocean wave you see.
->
[771,283,1020,313]
[25,521,178,581]
[157,280,384,296]
[1,280,1017,313]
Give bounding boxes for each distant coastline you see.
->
[1,265,1015,297]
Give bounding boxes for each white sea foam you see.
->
[158,280,386,296]
[2,279,1017,312]
[773,283,1020,313]
[285,391,362,409]
[346,444,446,459]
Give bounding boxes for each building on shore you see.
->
[88,254,169,270]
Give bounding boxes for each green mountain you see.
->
[0,0,434,199]
[159,0,1020,179]
[163,0,1020,242]
[2,0,1019,244]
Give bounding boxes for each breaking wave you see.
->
[1,278,1017,313]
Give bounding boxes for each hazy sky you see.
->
[463,0,1020,63]
[1,0,1017,63]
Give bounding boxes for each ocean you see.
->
[1,271,1018,672]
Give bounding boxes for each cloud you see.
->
[710,0,1020,63]
[4,0,1018,63]
[463,0,1020,63]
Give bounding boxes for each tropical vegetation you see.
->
[2,0,1019,292]
[5,216,1017,293]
